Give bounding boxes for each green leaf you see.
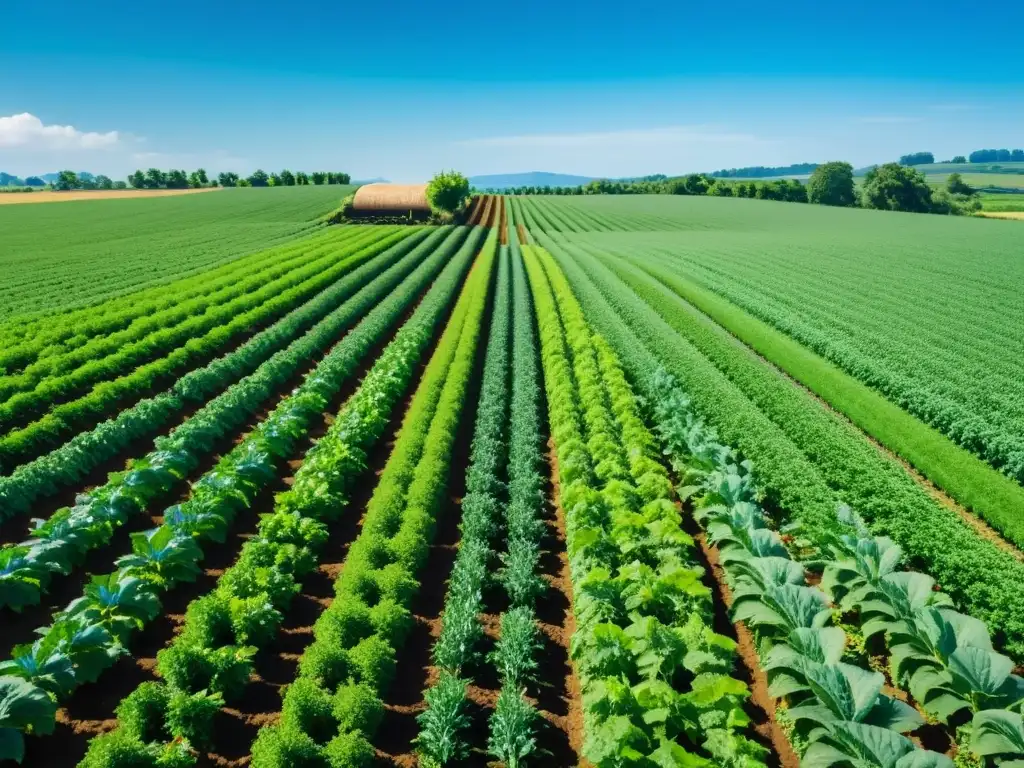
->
[970,709,1024,757]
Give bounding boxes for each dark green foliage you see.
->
[416,673,470,766]
[807,161,857,207]
[898,151,935,166]
[861,163,934,213]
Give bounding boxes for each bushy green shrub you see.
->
[346,635,396,690]
[114,682,170,743]
[166,689,223,748]
[281,678,337,744]
[251,722,326,768]
[323,730,375,768]
[425,171,470,214]
[331,682,384,733]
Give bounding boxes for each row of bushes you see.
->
[0,230,414,471]
[483,164,983,216]
[0,230,443,617]
[248,229,495,767]
[524,245,768,767]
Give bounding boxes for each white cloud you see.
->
[0,112,121,150]
[457,125,762,149]
[857,116,921,125]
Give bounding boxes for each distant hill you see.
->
[469,171,596,190]
[0,172,25,186]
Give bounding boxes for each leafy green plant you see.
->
[488,687,538,768]
[416,672,470,766]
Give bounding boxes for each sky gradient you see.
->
[2,0,1022,181]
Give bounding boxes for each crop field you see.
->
[2,190,1024,768]
[0,185,354,320]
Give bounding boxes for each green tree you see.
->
[145,168,165,188]
[945,172,974,196]
[269,173,282,186]
[54,170,80,191]
[426,170,470,213]
[128,170,146,188]
[861,163,934,213]
[279,169,295,186]
[248,169,269,187]
[807,161,857,207]
[188,171,204,188]
[898,151,934,166]
[166,170,189,189]
[24,176,45,187]
[195,168,208,185]
[311,171,327,185]
[295,171,309,185]
[218,172,239,187]
[113,180,128,190]
[951,155,967,164]
[95,175,114,190]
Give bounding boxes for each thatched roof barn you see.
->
[350,183,431,218]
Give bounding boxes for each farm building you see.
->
[349,183,431,219]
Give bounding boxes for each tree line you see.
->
[898,149,1024,165]
[479,161,981,216]
[128,168,351,189]
[40,168,351,192]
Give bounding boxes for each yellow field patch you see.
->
[978,211,1024,220]
[0,187,222,205]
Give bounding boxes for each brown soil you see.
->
[516,223,528,246]
[498,197,509,246]
[0,188,221,205]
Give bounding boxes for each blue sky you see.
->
[2,0,1022,181]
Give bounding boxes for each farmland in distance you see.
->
[3,191,1024,768]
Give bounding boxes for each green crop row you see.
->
[0,228,459,610]
[0,228,445,521]
[0,228,484,765]
[524,244,767,768]
[0,185,353,322]
[538,232,1024,660]
[0,227,414,459]
[0,226,335,361]
[247,230,496,768]
[619,248,1024,549]
[0,227,375,396]
[73,228,491,768]
[416,245,548,766]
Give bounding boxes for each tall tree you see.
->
[861,163,934,213]
[279,169,295,186]
[54,170,79,191]
[248,169,269,187]
[807,161,857,207]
